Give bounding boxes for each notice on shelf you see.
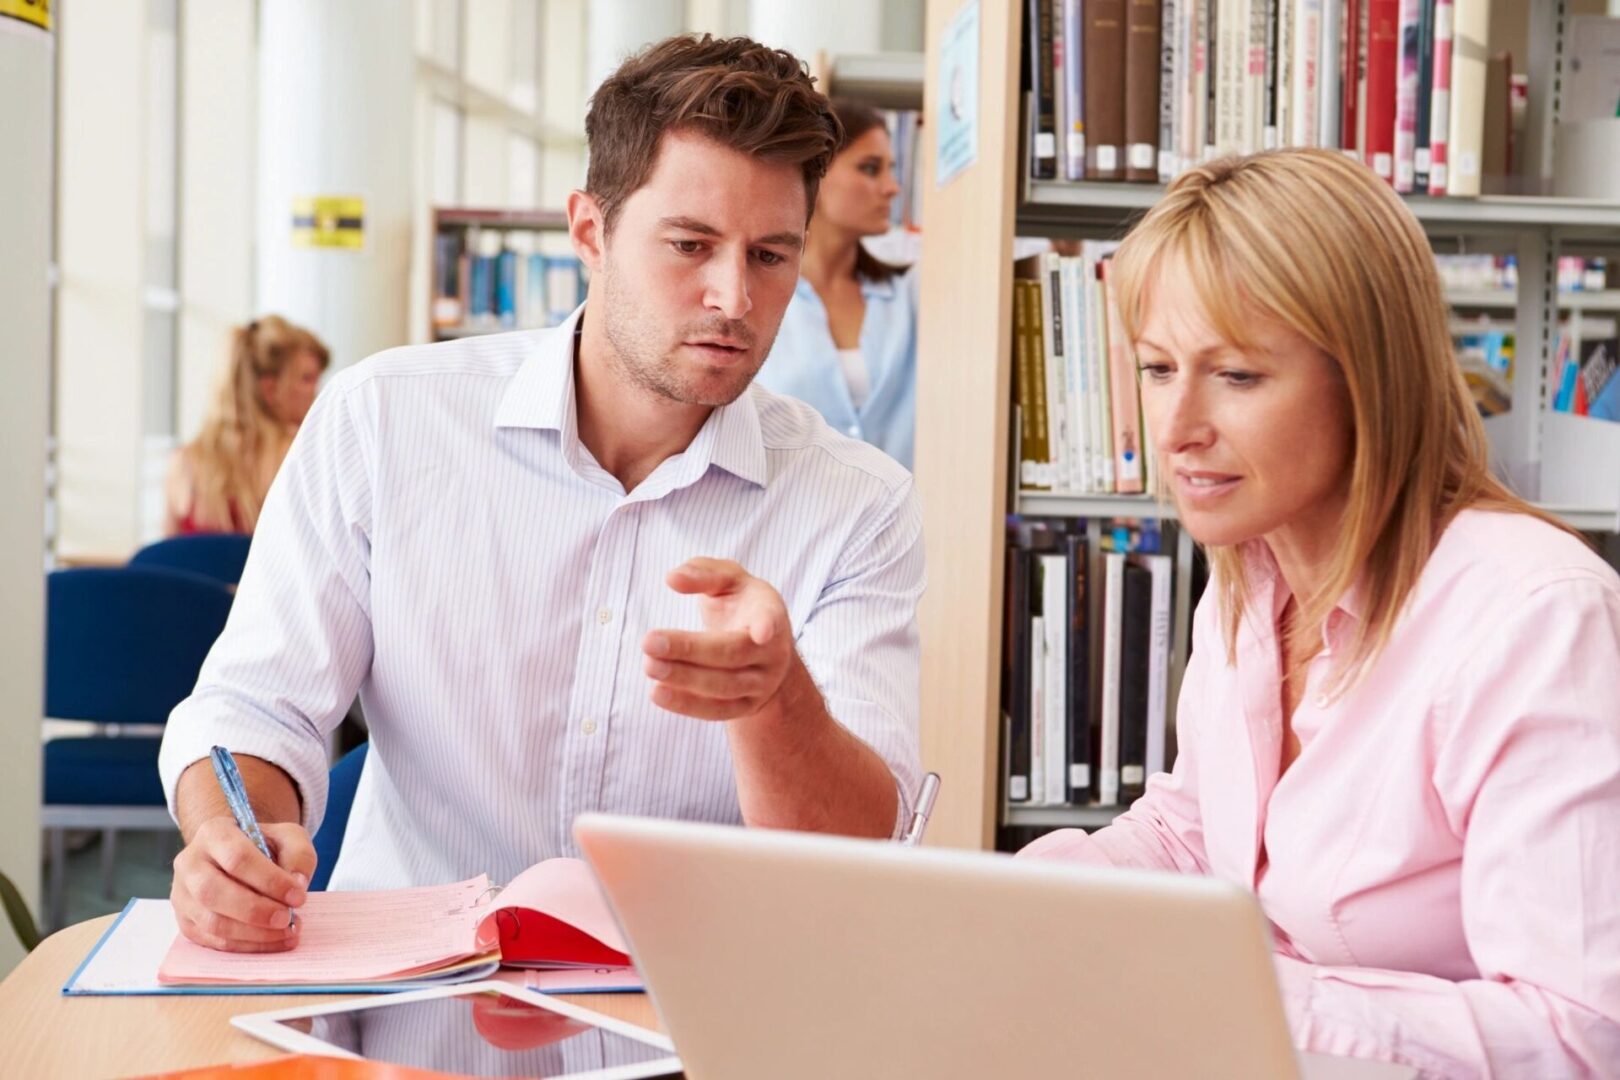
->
[0,0,51,33]
[935,0,980,189]
[292,195,366,251]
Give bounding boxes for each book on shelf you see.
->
[1023,0,1507,196]
[432,217,582,340]
[1013,244,1146,497]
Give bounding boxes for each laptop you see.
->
[574,814,1416,1080]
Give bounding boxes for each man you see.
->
[158,34,923,953]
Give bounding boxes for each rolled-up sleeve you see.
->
[793,476,925,838]
[159,375,376,836]
[1275,574,1620,1078]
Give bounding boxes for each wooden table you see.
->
[0,915,665,1078]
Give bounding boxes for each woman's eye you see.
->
[1220,370,1261,387]
[1137,363,1173,382]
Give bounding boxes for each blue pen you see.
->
[209,745,297,928]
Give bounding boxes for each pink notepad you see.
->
[157,859,632,988]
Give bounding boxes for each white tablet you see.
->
[231,980,681,1079]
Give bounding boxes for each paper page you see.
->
[66,899,183,993]
[158,876,496,985]
[490,859,628,955]
[524,966,644,994]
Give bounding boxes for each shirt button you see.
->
[581,719,598,735]
[596,607,612,624]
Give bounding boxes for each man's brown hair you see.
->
[585,34,841,233]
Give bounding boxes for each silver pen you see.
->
[901,772,941,847]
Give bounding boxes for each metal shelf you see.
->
[1017,491,1176,520]
[1003,804,1126,829]
[1448,289,1620,312]
[1019,180,1620,239]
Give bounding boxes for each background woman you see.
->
[163,315,328,535]
[1021,149,1620,1077]
[756,97,918,469]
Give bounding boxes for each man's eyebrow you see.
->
[659,216,803,251]
[659,215,721,237]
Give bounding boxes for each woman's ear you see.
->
[258,373,280,411]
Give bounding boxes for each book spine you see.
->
[496,248,519,328]
[1030,612,1047,805]
[1412,0,1436,189]
[1177,0,1200,170]
[1426,0,1453,194]
[1090,263,1117,491]
[1085,0,1129,178]
[1158,0,1179,182]
[1263,0,1281,148]
[1193,0,1212,163]
[1317,0,1342,148]
[1291,0,1322,147]
[1392,0,1420,192]
[1126,0,1164,180]
[1445,0,1489,197]
[1350,0,1368,154]
[1246,0,1269,154]
[1052,0,1069,186]
[1040,253,1073,489]
[1065,533,1094,802]
[1063,0,1087,178]
[1276,0,1294,146]
[1030,0,1059,179]
[1013,282,1040,489]
[1119,561,1152,802]
[1060,257,1093,492]
[1005,549,1032,802]
[1215,0,1242,155]
[1363,0,1399,180]
[1334,0,1360,152]
[1101,259,1146,494]
[1142,553,1173,777]
[1098,552,1125,806]
[1041,553,1070,804]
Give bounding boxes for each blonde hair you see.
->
[185,315,329,532]
[1111,148,1574,694]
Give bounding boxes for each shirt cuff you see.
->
[159,696,331,835]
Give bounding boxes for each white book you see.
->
[1099,552,1126,806]
[1318,0,1343,148]
[1246,0,1271,153]
[1159,0,1180,182]
[1217,0,1246,155]
[1192,0,1212,164]
[1030,615,1046,806]
[1041,554,1070,806]
[1445,0,1491,197]
[1393,0,1421,192]
[1291,0,1323,147]
[1059,257,1092,493]
[1135,553,1174,778]
[1062,0,1087,178]
[1089,263,1116,492]
[1277,0,1295,145]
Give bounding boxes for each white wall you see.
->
[0,15,52,973]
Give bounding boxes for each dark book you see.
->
[1064,533,1093,803]
[1118,561,1153,803]
[1203,0,1219,158]
[1005,547,1034,803]
[1124,0,1163,181]
[1029,0,1059,179]
[1413,0,1437,189]
[1264,0,1281,148]
[1084,0,1128,179]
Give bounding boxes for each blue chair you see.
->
[311,741,368,891]
[42,566,234,929]
[129,534,252,587]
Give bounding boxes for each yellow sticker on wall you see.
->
[0,0,52,32]
[291,196,365,251]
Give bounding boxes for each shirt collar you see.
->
[493,303,767,490]
[1237,540,1362,653]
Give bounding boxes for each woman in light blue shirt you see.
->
[758,98,919,470]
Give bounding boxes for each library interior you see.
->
[2,1,1619,1077]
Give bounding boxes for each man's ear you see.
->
[567,190,607,272]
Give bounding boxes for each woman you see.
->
[163,315,329,535]
[1020,149,1620,1077]
[756,97,918,469]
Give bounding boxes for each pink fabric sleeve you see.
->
[1276,575,1620,1079]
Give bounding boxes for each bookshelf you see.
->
[429,207,575,342]
[914,0,1620,851]
[817,51,927,111]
